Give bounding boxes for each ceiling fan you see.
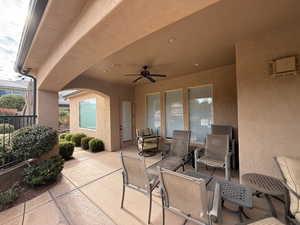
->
[124,65,167,83]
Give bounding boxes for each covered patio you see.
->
[5,0,300,224]
[0,147,285,225]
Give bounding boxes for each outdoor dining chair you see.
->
[159,167,222,225]
[120,152,159,224]
[195,134,231,180]
[211,124,237,169]
[147,130,191,176]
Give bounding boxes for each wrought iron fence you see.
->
[0,115,36,169]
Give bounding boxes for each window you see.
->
[146,93,160,134]
[189,85,213,143]
[79,98,96,129]
[165,90,184,138]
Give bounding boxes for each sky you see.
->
[0,0,29,81]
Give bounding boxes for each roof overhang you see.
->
[14,0,48,75]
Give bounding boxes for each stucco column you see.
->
[37,89,59,129]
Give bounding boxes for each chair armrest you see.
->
[194,147,205,160]
[208,182,222,223]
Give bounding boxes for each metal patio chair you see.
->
[120,152,159,224]
[159,168,222,225]
[147,130,191,176]
[237,156,300,225]
[211,124,237,169]
[195,134,231,180]
[136,128,159,156]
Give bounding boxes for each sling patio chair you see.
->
[147,130,191,176]
[195,134,232,180]
[120,152,159,224]
[159,167,222,225]
[211,124,237,169]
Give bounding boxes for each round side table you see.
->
[242,173,286,218]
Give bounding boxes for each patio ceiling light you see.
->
[168,37,176,43]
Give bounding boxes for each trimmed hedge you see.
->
[71,133,87,147]
[0,124,14,134]
[89,138,104,152]
[24,156,64,186]
[65,133,73,142]
[81,137,94,150]
[59,133,68,141]
[11,125,58,159]
[59,141,74,160]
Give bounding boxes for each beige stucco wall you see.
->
[37,90,58,129]
[69,91,111,151]
[236,25,300,178]
[134,64,238,140]
[64,75,134,151]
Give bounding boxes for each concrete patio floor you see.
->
[0,146,286,225]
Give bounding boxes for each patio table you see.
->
[242,173,286,218]
[182,169,253,222]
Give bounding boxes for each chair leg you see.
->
[182,164,185,172]
[148,192,152,224]
[121,183,125,208]
[225,165,231,181]
[161,193,165,225]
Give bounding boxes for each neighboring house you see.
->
[0,79,29,96]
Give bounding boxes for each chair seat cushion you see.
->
[147,156,183,176]
[198,156,225,168]
[246,217,284,225]
[138,142,158,150]
[276,156,300,216]
[295,212,300,223]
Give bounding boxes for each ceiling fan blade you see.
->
[124,74,140,76]
[133,76,143,83]
[149,74,167,77]
[146,76,156,83]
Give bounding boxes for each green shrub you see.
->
[71,133,87,147]
[59,141,74,160]
[11,125,58,160]
[0,124,14,134]
[65,133,73,141]
[89,138,104,152]
[81,137,94,150]
[24,156,64,186]
[59,133,68,141]
[0,184,20,211]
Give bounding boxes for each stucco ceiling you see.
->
[84,0,300,85]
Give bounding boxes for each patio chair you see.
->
[195,134,231,180]
[159,167,222,225]
[237,156,300,225]
[147,130,191,176]
[120,152,159,224]
[211,124,237,169]
[136,128,159,156]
